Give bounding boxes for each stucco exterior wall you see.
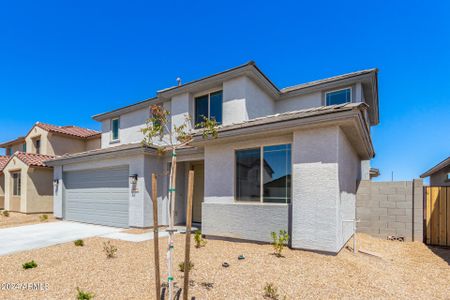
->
[222,76,274,125]
[26,126,51,155]
[26,168,53,213]
[291,126,359,253]
[429,165,450,186]
[291,126,340,252]
[275,92,322,113]
[86,137,101,151]
[48,134,87,156]
[101,108,149,148]
[337,129,360,248]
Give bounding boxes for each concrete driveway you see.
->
[0,221,123,256]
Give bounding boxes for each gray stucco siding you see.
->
[202,203,289,242]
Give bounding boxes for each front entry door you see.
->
[191,163,204,223]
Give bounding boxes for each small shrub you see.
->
[2,210,9,217]
[39,214,48,222]
[76,287,94,300]
[271,230,290,257]
[103,241,117,258]
[178,261,194,272]
[22,260,38,269]
[263,282,279,300]
[74,239,84,247]
[194,230,207,248]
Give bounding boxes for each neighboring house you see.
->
[47,61,379,253]
[0,122,100,213]
[420,157,450,186]
[0,156,9,209]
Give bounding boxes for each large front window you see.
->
[12,172,21,196]
[235,144,291,203]
[194,90,223,126]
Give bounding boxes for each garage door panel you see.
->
[63,166,129,228]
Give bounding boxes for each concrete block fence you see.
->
[356,179,423,242]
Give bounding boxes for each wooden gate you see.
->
[425,186,450,246]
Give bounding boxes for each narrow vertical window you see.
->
[22,143,26,152]
[35,139,41,154]
[263,144,292,203]
[12,172,21,196]
[194,95,209,126]
[6,147,12,156]
[235,148,261,202]
[111,118,120,141]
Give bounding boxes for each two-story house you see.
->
[421,156,450,186]
[0,122,100,213]
[47,62,379,253]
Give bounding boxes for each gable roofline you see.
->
[25,122,100,140]
[0,137,25,148]
[420,156,450,178]
[2,152,55,170]
[0,155,10,172]
[91,62,379,125]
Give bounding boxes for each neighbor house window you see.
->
[6,147,12,156]
[447,173,450,181]
[326,88,352,106]
[12,172,21,196]
[22,143,26,152]
[35,139,41,154]
[111,118,120,141]
[194,90,223,127]
[235,144,291,203]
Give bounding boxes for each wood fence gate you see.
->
[425,186,450,246]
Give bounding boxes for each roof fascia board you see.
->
[92,97,160,121]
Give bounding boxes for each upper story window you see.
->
[35,139,41,154]
[111,118,120,141]
[326,88,352,106]
[235,144,292,204]
[194,90,223,127]
[6,147,12,156]
[447,173,450,181]
[12,172,21,196]
[22,143,26,152]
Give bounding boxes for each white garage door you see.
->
[63,166,129,228]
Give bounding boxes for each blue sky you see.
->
[0,0,449,181]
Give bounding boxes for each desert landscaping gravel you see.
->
[0,233,449,299]
[0,212,55,228]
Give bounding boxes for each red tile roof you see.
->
[14,152,55,168]
[36,122,100,139]
[0,156,10,172]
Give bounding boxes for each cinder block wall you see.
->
[356,179,423,241]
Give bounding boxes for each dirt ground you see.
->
[0,212,55,228]
[0,233,449,299]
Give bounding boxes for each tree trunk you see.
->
[151,174,161,299]
[183,170,194,300]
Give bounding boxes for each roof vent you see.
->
[176,77,182,86]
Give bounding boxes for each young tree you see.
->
[142,105,217,299]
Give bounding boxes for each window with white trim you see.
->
[12,172,21,196]
[111,118,120,141]
[326,88,352,106]
[194,90,223,127]
[235,144,292,203]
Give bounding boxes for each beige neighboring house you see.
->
[0,156,9,209]
[0,122,100,213]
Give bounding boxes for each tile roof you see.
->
[14,152,55,168]
[0,156,10,172]
[193,102,366,135]
[36,122,100,139]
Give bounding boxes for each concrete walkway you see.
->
[0,221,123,256]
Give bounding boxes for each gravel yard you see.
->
[0,233,449,299]
[0,212,55,228]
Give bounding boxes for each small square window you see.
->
[326,88,352,106]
